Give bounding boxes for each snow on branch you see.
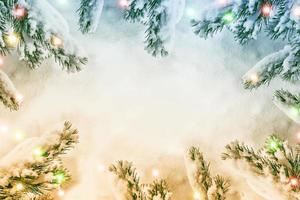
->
[185,147,230,200]
[0,69,21,111]
[243,46,290,89]
[126,0,185,57]
[78,0,104,34]
[0,0,87,72]
[0,121,79,199]
[109,160,171,200]
[222,135,300,200]
[274,90,300,124]
[192,0,300,121]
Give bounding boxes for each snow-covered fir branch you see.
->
[0,0,87,71]
[222,135,300,199]
[134,0,185,57]
[274,89,300,106]
[109,160,171,200]
[0,121,78,199]
[185,147,230,200]
[78,0,104,34]
[0,69,21,110]
[191,0,300,121]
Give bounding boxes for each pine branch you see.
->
[109,161,145,199]
[125,0,148,23]
[192,0,300,122]
[0,121,79,199]
[125,0,183,57]
[0,69,21,111]
[186,147,230,200]
[109,161,171,200]
[274,90,300,107]
[223,134,300,198]
[78,0,104,34]
[145,180,171,200]
[242,47,289,89]
[0,0,87,71]
[207,176,230,200]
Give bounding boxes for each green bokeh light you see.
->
[265,136,283,154]
[222,12,235,24]
[54,171,67,185]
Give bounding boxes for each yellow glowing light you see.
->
[57,188,65,197]
[16,183,24,191]
[249,73,260,84]
[15,93,24,103]
[152,169,160,178]
[193,191,201,199]
[50,35,64,48]
[14,130,25,142]
[32,147,45,157]
[4,32,20,48]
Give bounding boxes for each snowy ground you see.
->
[0,1,298,199]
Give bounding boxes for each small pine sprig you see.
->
[188,147,213,192]
[186,147,230,200]
[144,0,169,57]
[125,0,148,23]
[0,69,21,111]
[223,135,300,197]
[145,180,172,200]
[274,90,300,107]
[109,160,171,200]
[207,176,230,200]
[0,121,79,199]
[78,0,104,34]
[125,0,183,57]
[109,160,145,199]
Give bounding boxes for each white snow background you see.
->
[0,0,299,199]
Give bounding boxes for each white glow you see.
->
[0,57,4,66]
[16,183,24,191]
[97,164,106,172]
[58,188,65,197]
[0,124,8,134]
[249,72,259,84]
[13,7,26,19]
[290,178,299,187]
[16,93,24,103]
[186,8,196,18]
[152,169,160,177]
[14,130,25,142]
[118,0,129,8]
[261,4,272,16]
[193,191,201,199]
[297,131,300,140]
[218,0,230,6]
[293,6,300,18]
[56,0,68,5]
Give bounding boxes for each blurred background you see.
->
[0,0,298,199]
